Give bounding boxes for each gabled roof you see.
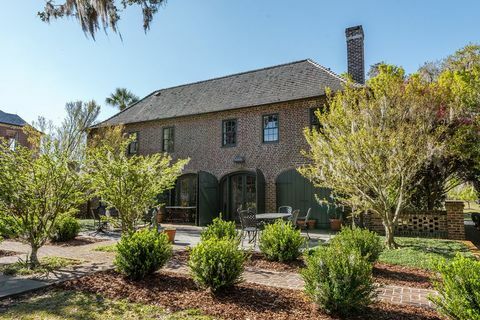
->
[0,110,27,127]
[96,59,345,127]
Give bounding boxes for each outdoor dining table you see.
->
[255,213,292,221]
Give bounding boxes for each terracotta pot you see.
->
[330,218,342,231]
[296,219,316,229]
[163,229,176,243]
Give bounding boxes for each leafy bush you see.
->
[0,213,21,239]
[115,228,172,280]
[429,254,480,320]
[50,215,80,242]
[200,216,238,242]
[330,227,383,262]
[259,219,305,262]
[188,238,245,292]
[302,246,376,315]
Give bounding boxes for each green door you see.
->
[197,171,219,226]
[276,169,336,229]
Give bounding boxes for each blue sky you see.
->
[1,0,479,125]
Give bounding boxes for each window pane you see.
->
[128,132,138,154]
[222,120,236,146]
[163,127,174,152]
[263,114,278,142]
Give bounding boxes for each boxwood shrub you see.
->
[330,227,383,262]
[302,246,376,315]
[188,238,245,292]
[259,219,305,262]
[115,228,172,280]
[50,215,80,242]
[429,254,480,320]
[200,216,238,242]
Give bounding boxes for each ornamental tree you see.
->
[299,65,444,248]
[86,126,188,235]
[0,128,86,268]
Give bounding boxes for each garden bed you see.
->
[60,270,441,320]
[0,250,20,258]
[171,250,433,289]
[48,236,107,247]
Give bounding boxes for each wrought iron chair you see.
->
[290,209,300,227]
[238,208,259,245]
[278,206,293,214]
[297,208,312,239]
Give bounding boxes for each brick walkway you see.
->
[0,239,436,308]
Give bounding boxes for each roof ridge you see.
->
[151,59,312,94]
[306,59,347,83]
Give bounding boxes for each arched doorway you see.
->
[220,170,265,221]
[276,169,337,229]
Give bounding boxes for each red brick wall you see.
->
[118,97,324,212]
[0,124,30,148]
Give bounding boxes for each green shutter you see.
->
[197,171,219,226]
[256,169,265,214]
[275,169,334,229]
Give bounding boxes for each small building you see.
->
[0,109,31,150]
[92,26,365,227]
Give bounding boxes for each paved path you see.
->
[0,233,435,308]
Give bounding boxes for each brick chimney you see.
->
[345,25,365,84]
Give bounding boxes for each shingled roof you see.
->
[97,59,345,127]
[0,110,27,127]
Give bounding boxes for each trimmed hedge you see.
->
[429,254,480,320]
[259,219,305,262]
[201,216,238,242]
[302,246,376,315]
[330,227,383,262]
[50,215,80,242]
[115,228,172,280]
[188,238,245,292]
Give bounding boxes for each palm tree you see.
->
[105,88,140,111]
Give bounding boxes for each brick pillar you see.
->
[445,200,465,240]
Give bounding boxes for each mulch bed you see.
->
[171,251,433,289]
[0,250,20,257]
[59,270,441,320]
[47,236,107,247]
[373,263,434,289]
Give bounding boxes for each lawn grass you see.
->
[78,219,97,232]
[378,236,473,270]
[0,290,212,320]
[1,256,81,276]
[93,244,117,252]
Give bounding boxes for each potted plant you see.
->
[329,210,342,231]
[162,227,176,243]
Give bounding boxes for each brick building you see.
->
[93,26,365,228]
[0,110,31,150]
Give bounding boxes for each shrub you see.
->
[115,228,172,280]
[188,238,245,292]
[429,254,480,320]
[0,213,21,239]
[200,216,238,242]
[50,215,80,242]
[259,219,305,262]
[302,246,376,315]
[330,227,383,262]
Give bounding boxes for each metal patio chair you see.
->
[238,208,260,245]
[278,206,293,214]
[297,208,312,239]
[290,209,300,227]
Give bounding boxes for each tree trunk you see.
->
[29,245,40,269]
[384,223,398,249]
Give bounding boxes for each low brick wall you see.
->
[364,201,465,240]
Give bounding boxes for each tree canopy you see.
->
[105,88,140,111]
[38,0,167,39]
